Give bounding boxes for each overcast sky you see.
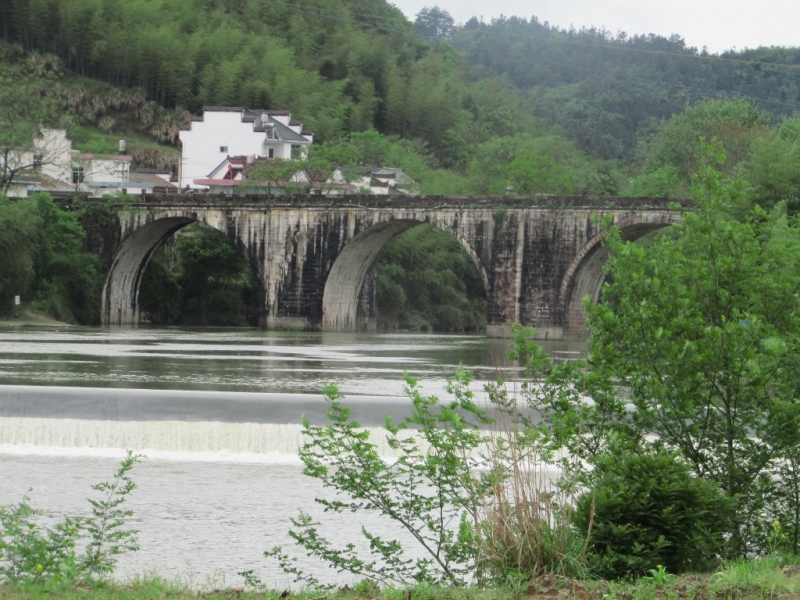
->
[392,0,800,53]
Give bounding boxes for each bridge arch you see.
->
[559,213,682,338]
[101,215,260,325]
[321,219,489,332]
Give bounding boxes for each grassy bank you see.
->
[2,559,800,600]
[0,304,71,328]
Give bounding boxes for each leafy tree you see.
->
[265,372,493,587]
[642,100,768,183]
[0,195,41,314]
[747,119,800,214]
[414,6,456,41]
[506,152,574,195]
[176,224,257,326]
[0,71,57,193]
[626,165,682,197]
[376,224,486,332]
[137,259,182,325]
[27,194,104,324]
[243,143,363,194]
[512,150,800,559]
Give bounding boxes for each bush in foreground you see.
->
[573,450,729,579]
[0,451,141,586]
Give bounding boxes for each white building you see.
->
[3,128,73,197]
[178,107,313,189]
[73,152,132,194]
[3,129,139,198]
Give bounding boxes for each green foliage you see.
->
[414,7,456,42]
[0,57,59,192]
[642,100,767,184]
[82,451,141,577]
[748,118,800,214]
[625,165,681,197]
[586,167,800,557]
[573,451,728,580]
[138,223,258,326]
[27,194,104,324]
[267,370,494,587]
[244,142,364,194]
[507,153,800,562]
[137,259,183,325]
[376,224,486,332]
[0,196,41,314]
[0,452,140,586]
[263,364,593,588]
[452,18,800,162]
[0,194,104,323]
[0,501,81,585]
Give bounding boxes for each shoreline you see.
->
[0,306,71,328]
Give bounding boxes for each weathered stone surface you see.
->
[96,194,688,339]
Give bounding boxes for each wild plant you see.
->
[264,365,591,589]
[0,450,142,585]
[479,411,588,585]
[82,450,142,576]
[266,370,495,587]
[0,499,81,584]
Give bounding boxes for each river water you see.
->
[0,327,584,587]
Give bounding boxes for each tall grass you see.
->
[479,416,588,584]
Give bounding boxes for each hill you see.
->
[450,16,800,160]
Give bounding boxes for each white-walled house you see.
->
[124,169,178,195]
[3,128,140,198]
[178,107,313,189]
[73,152,132,194]
[3,128,73,197]
[356,166,419,195]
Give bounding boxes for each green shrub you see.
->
[573,450,729,580]
[0,451,141,585]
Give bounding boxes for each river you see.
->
[0,326,584,587]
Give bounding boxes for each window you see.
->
[220,146,228,153]
[268,148,274,159]
[32,154,43,170]
[72,166,85,184]
[291,145,301,159]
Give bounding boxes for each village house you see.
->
[3,128,178,198]
[178,106,313,190]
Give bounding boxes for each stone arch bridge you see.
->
[96,194,688,339]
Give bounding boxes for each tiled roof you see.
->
[22,173,76,193]
[128,171,177,188]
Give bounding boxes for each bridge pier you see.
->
[98,195,687,337]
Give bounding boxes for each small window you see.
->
[72,166,85,184]
[291,145,301,159]
[268,148,274,159]
[32,154,43,170]
[220,146,228,153]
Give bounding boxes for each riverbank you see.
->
[0,306,71,328]
[1,559,799,600]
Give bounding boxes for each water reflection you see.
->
[0,327,585,397]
